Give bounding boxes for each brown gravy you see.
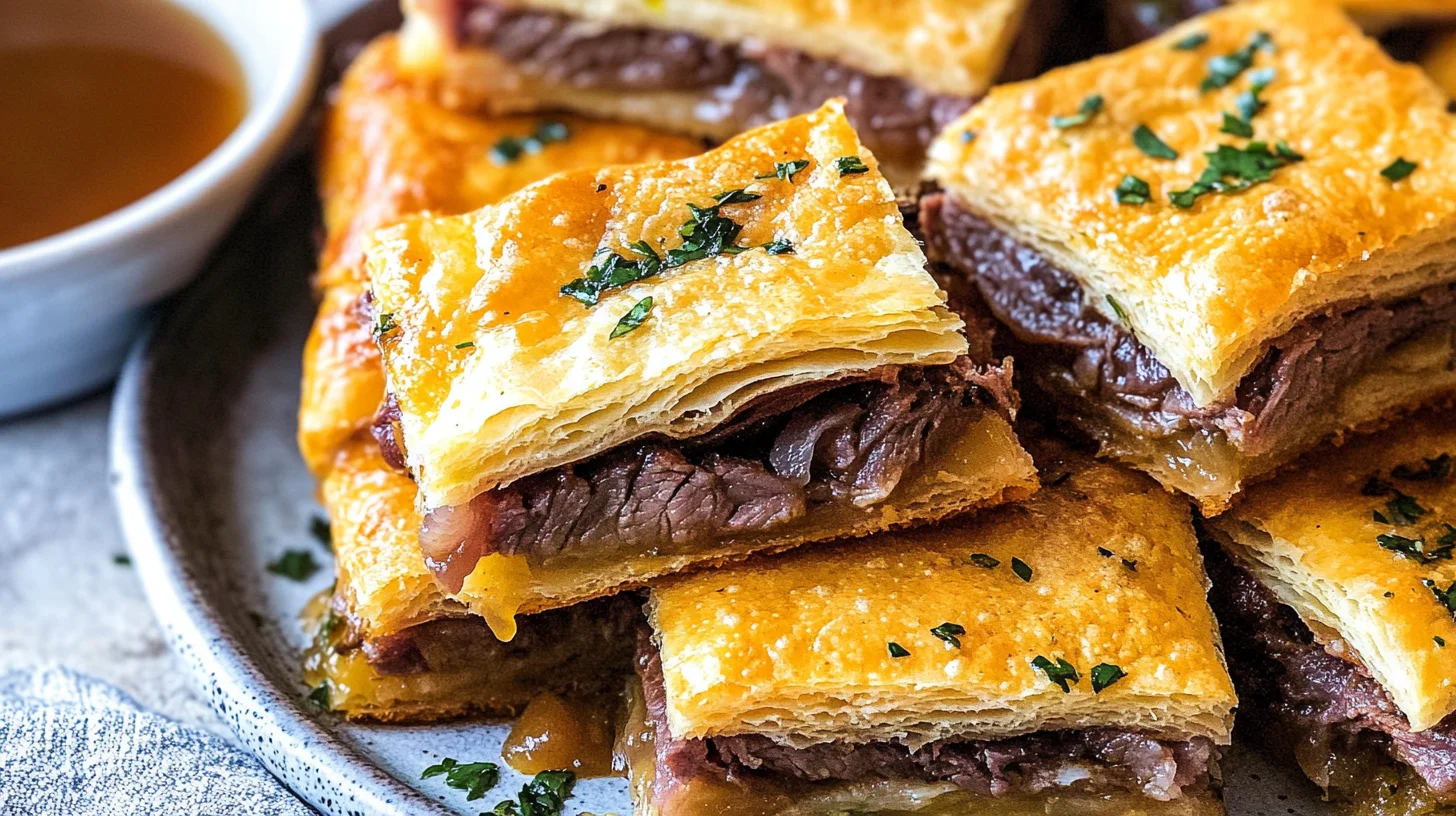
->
[0,0,246,251]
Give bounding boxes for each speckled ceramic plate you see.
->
[107,4,1338,815]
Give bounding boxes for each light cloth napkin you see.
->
[0,665,313,815]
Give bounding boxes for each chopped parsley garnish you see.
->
[1132,125,1178,160]
[1235,68,1275,122]
[1168,140,1302,209]
[423,758,501,802]
[1173,31,1210,51]
[1105,295,1134,331]
[454,341,475,350]
[309,516,332,551]
[1011,557,1033,582]
[1383,491,1428,525]
[1220,112,1253,138]
[888,641,911,658]
[267,550,320,581]
[1363,475,1395,496]
[1115,174,1151,205]
[1426,579,1456,617]
[762,238,795,255]
[1437,636,1447,648]
[835,155,870,176]
[373,312,397,339]
[1051,94,1104,129]
[489,121,571,164]
[561,190,764,307]
[970,553,1000,569]
[1122,558,1139,572]
[931,622,966,649]
[757,159,810,182]
[1090,662,1127,693]
[609,296,654,339]
[307,683,330,708]
[1200,31,1273,93]
[112,554,132,567]
[1378,533,1453,563]
[961,129,978,143]
[1393,454,1452,482]
[1097,547,1114,558]
[1032,655,1080,692]
[1381,158,1419,183]
[488,770,576,816]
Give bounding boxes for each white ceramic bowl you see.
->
[0,0,318,418]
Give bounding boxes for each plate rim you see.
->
[108,254,454,816]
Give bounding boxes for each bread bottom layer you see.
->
[304,594,639,722]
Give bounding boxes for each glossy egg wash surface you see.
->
[0,0,246,251]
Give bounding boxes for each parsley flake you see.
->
[1383,491,1428,525]
[1437,636,1447,648]
[1173,32,1210,51]
[488,770,576,816]
[1393,454,1452,482]
[888,641,911,658]
[307,683,330,708]
[112,553,132,567]
[1169,140,1302,209]
[423,758,501,802]
[267,550,320,582]
[758,160,810,182]
[373,312,397,339]
[1051,94,1104,129]
[1200,31,1273,93]
[1115,175,1151,205]
[610,296,654,339]
[1011,557,1033,582]
[1220,112,1254,138]
[835,155,870,176]
[309,516,332,551]
[490,121,571,164]
[961,129,978,143]
[1426,579,1456,618]
[762,238,795,255]
[931,622,966,649]
[1032,655,1080,692]
[1133,125,1178,160]
[1378,533,1453,563]
[1362,475,1395,496]
[454,341,475,350]
[1090,662,1127,693]
[1381,158,1418,183]
[970,553,1000,569]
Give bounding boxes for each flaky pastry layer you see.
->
[1205,410,1456,732]
[617,678,1226,816]
[927,0,1456,408]
[399,0,1029,98]
[367,100,967,508]
[300,35,702,476]
[645,444,1235,747]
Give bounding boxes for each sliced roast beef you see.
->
[634,634,1215,801]
[1203,544,1456,797]
[919,192,1456,456]
[453,0,976,158]
[418,359,1009,592]
[338,594,642,678]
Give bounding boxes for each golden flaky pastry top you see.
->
[367,100,967,508]
[300,35,700,476]
[646,446,1236,747]
[402,0,1029,97]
[1206,410,1456,732]
[927,0,1456,408]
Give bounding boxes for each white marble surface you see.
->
[0,393,221,735]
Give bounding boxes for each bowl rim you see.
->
[0,0,319,278]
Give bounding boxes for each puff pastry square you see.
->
[625,443,1235,814]
[367,100,1036,638]
[306,438,639,722]
[924,0,1456,512]
[1203,409,1456,805]
[299,35,702,476]
[396,0,1050,184]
